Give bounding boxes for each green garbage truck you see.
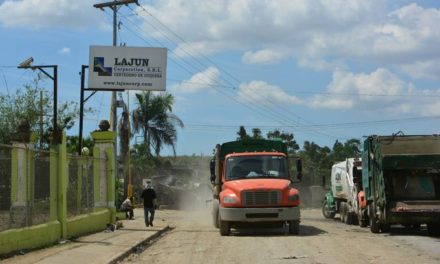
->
[362,134,440,235]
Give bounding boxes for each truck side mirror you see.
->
[296,158,302,182]
[210,159,216,184]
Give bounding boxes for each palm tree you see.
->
[131,91,184,156]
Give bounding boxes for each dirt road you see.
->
[122,209,440,264]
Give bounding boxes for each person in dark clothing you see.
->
[140,180,157,227]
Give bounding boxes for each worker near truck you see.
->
[141,180,157,227]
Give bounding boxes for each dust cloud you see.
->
[150,158,214,225]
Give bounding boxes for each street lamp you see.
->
[18,57,60,143]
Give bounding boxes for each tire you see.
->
[212,200,219,229]
[427,223,440,237]
[289,220,300,235]
[352,213,359,226]
[219,213,230,236]
[346,212,355,225]
[322,200,335,219]
[369,205,380,233]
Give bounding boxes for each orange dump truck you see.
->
[210,139,302,236]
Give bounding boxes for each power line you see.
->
[114,11,304,129]
[127,6,309,123]
[184,115,440,129]
[166,78,440,98]
[120,7,346,140]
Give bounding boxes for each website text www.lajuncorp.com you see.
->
[103,81,152,87]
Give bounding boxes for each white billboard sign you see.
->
[88,45,167,91]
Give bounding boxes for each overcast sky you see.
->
[1,0,439,155]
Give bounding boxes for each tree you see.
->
[332,140,345,162]
[131,91,183,156]
[66,136,93,154]
[343,139,361,158]
[267,129,299,153]
[236,126,249,140]
[251,128,263,139]
[331,139,361,162]
[0,77,88,146]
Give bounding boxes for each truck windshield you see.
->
[226,155,288,180]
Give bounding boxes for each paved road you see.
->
[122,208,440,264]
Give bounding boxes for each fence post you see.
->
[91,121,116,223]
[105,148,116,223]
[10,121,32,229]
[10,142,29,228]
[57,132,68,239]
[50,145,57,221]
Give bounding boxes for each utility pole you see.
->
[94,0,138,204]
[39,90,43,149]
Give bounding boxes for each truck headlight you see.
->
[223,196,237,204]
[288,194,299,202]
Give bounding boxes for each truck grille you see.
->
[242,190,281,206]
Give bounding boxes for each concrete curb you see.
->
[108,225,172,264]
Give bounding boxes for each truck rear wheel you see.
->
[219,214,230,236]
[346,212,356,225]
[289,220,300,235]
[322,200,335,219]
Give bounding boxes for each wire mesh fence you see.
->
[32,149,52,226]
[67,156,80,217]
[0,145,12,232]
[82,157,95,212]
[0,144,57,231]
[67,155,98,217]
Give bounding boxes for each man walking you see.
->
[141,180,157,227]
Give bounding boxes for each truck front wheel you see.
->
[212,200,219,229]
[288,220,300,235]
[322,200,335,219]
[219,214,230,236]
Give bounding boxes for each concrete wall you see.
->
[0,221,61,255]
[66,209,111,238]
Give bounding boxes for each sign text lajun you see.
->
[88,45,167,91]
